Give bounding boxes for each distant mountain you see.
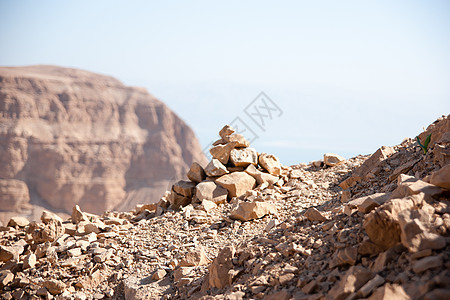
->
[0,65,207,223]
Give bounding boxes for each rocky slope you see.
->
[0,116,449,300]
[0,65,207,223]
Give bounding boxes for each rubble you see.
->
[0,117,449,299]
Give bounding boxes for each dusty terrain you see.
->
[0,116,449,300]
[0,65,207,223]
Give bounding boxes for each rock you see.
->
[43,279,66,295]
[323,153,345,167]
[397,208,446,252]
[371,249,395,273]
[428,164,450,190]
[363,197,415,250]
[329,247,358,268]
[180,246,210,267]
[391,175,443,200]
[172,180,196,198]
[412,255,443,273]
[0,179,30,212]
[169,191,191,210]
[258,153,282,175]
[244,164,279,186]
[152,269,167,281]
[368,283,410,300]
[23,253,37,269]
[354,146,395,178]
[339,176,361,190]
[224,134,250,147]
[219,125,235,140]
[328,266,375,300]
[0,270,14,289]
[210,143,236,165]
[195,181,228,204]
[67,248,82,257]
[230,148,258,167]
[304,207,327,222]
[27,219,64,244]
[357,274,385,298]
[187,162,206,184]
[345,193,390,215]
[0,66,207,216]
[230,201,276,221]
[208,245,236,289]
[0,245,24,262]
[72,205,89,224]
[423,289,450,300]
[199,200,217,213]
[7,216,29,227]
[216,172,256,198]
[41,211,63,224]
[204,159,229,177]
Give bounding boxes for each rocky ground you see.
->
[0,116,449,300]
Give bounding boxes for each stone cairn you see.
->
[163,125,283,219]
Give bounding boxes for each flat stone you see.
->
[230,201,277,221]
[412,255,443,273]
[7,216,29,227]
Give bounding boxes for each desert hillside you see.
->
[0,116,448,299]
[0,65,207,223]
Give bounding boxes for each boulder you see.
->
[258,153,282,175]
[187,162,206,184]
[230,148,258,167]
[195,181,228,204]
[428,164,450,190]
[210,143,236,165]
[224,134,250,147]
[172,180,196,198]
[204,159,229,177]
[323,153,345,167]
[216,172,256,198]
[208,245,236,289]
[230,201,276,221]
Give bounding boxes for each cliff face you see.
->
[0,65,207,218]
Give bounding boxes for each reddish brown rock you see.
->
[187,162,206,184]
[208,245,236,289]
[172,180,196,198]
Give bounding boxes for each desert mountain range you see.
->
[0,65,207,224]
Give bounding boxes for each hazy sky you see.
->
[1,0,449,165]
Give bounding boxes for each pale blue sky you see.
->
[1,0,449,165]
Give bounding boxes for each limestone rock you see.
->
[169,191,191,210]
[345,193,390,215]
[172,180,196,198]
[23,253,37,269]
[219,125,235,140]
[7,216,29,228]
[216,172,256,198]
[391,174,443,200]
[187,162,206,184]
[230,148,258,167]
[72,205,89,224]
[152,269,167,281]
[323,153,345,167]
[363,197,415,250]
[204,159,229,177]
[0,245,24,262]
[0,65,206,216]
[208,245,236,289]
[244,164,279,186]
[328,266,375,300]
[43,279,66,295]
[428,164,450,190]
[27,219,64,244]
[368,283,410,300]
[304,207,326,222]
[195,181,228,204]
[180,246,210,267]
[210,143,236,165]
[329,247,358,268]
[0,270,14,290]
[230,201,276,221]
[224,134,250,147]
[354,146,395,178]
[412,255,443,273]
[258,153,282,175]
[41,211,63,224]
